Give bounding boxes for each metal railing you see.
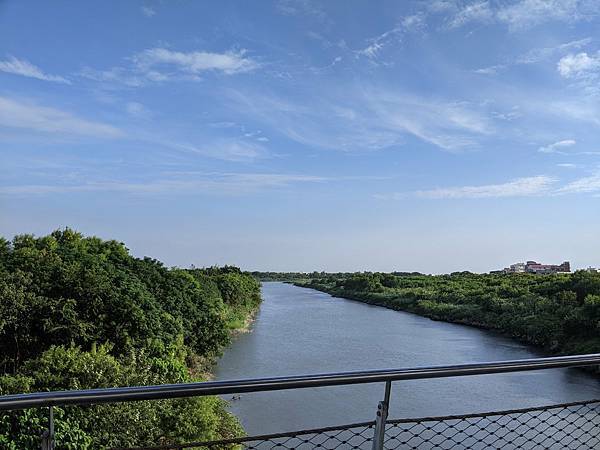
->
[1,353,600,449]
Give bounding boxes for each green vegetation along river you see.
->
[296,271,600,356]
[0,229,261,449]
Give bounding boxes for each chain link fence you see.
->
[384,399,600,449]
[122,399,600,449]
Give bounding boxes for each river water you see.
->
[214,282,600,435]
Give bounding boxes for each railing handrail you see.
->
[1,353,599,411]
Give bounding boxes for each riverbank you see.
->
[195,304,260,382]
[292,271,600,360]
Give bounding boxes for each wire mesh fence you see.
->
[117,421,376,450]
[122,399,600,449]
[384,399,600,449]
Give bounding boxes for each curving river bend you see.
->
[215,282,600,435]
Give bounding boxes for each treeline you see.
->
[251,271,326,282]
[252,271,424,282]
[0,229,261,449]
[296,271,600,356]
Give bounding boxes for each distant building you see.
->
[509,263,526,273]
[497,260,571,274]
[524,261,571,274]
[585,267,600,273]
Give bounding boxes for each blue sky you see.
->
[1,0,600,273]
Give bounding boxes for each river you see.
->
[214,282,600,435]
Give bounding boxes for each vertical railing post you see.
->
[372,381,392,450]
[40,406,55,450]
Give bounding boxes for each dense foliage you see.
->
[297,271,600,355]
[0,229,261,448]
[251,271,325,282]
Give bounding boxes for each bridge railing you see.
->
[1,353,600,449]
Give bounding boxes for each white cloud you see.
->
[544,100,600,126]
[276,0,326,20]
[225,89,400,151]
[557,163,577,168]
[557,52,600,78]
[226,88,492,152]
[557,173,600,194]
[81,47,259,87]
[126,102,150,118]
[159,138,270,162]
[490,107,522,121]
[357,42,386,59]
[517,38,592,64]
[357,27,402,59]
[134,48,259,77]
[0,56,70,84]
[474,39,593,76]
[401,13,427,32]
[79,66,146,87]
[474,64,507,75]
[382,171,600,200]
[367,92,492,150]
[538,139,577,153]
[0,96,122,138]
[428,1,456,13]
[443,0,599,30]
[357,14,425,60]
[0,172,328,196]
[447,1,494,28]
[496,0,595,29]
[141,6,156,17]
[411,175,557,199]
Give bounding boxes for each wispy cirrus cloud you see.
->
[0,96,269,163]
[0,96,122,138]
[447,1,494,29]
[356,13,425,60]
[474,64,506,75]
[226,87,493,152]
[556,173,600,194]
[0,56,70,84]
[158,138,270,162]
[538,139,577,153]
[542,99,600,127]
[225,88,402,151]
[517,38,593,64]
[276,0,326,20]
[381,171,600,200]
[496,0,599,29]
[81,47,259,87]
[0,172,329,196]
[474,38,593,75]
[411,175,557,199]
[141,6,156,17]
[126,101,151,118]
[366,91,492,150]
[79,66,152,88]
[133,48,259,77]
[377,176,557,200]
[439,0,599,30]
